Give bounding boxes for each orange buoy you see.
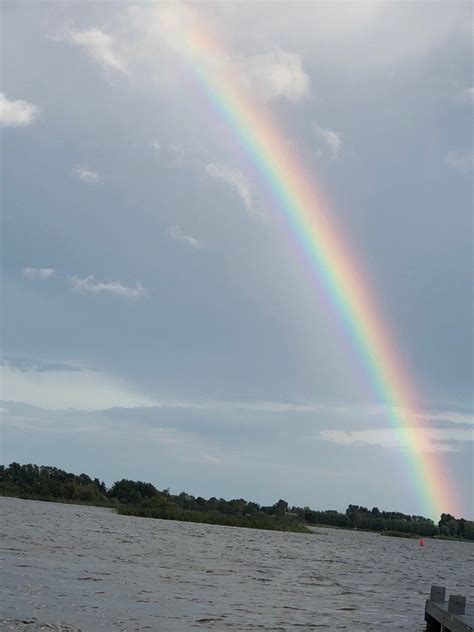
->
[419,538,425,546]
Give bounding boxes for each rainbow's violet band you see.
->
[169,14,460,518]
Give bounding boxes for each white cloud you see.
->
[130,6,309,103]
[445,150,474,172]
[237,49,310,103]
[70,275,148,298]
[313,125,343,160]
[169,225,203,249]
[22,267,55,280]
[1,364,157,411]
[205,162,254,213]
[320,427,473,454]
[74,165,101,184]
[0,93,39,127]
[68,28,127,73]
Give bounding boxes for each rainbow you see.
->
[163,8,461,518]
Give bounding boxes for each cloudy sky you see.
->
[1,1,472,519]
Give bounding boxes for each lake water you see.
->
[0,497,472,631]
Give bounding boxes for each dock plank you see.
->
[425,599,474,632]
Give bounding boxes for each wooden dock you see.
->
[425,586,473,632]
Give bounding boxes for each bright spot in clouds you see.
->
[74,165,101,184]
[237,49,310,103]
[313,125,343,160]
[0,93,39,127]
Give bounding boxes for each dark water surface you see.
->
[1,498,472,631]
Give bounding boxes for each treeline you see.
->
[0,463,308,533]
[0,462,110,505]
[291,504,474,539]
[117,495,308,533]
[1,462,473,540]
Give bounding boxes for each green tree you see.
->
[273,499,289,515]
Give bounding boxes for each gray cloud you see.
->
[2,399,473,516]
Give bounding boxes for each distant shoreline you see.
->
[2,462,473,540]
[4,495,473,543]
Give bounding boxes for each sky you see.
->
[1,1,472,519]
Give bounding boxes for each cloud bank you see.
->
[1,363,156,411]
